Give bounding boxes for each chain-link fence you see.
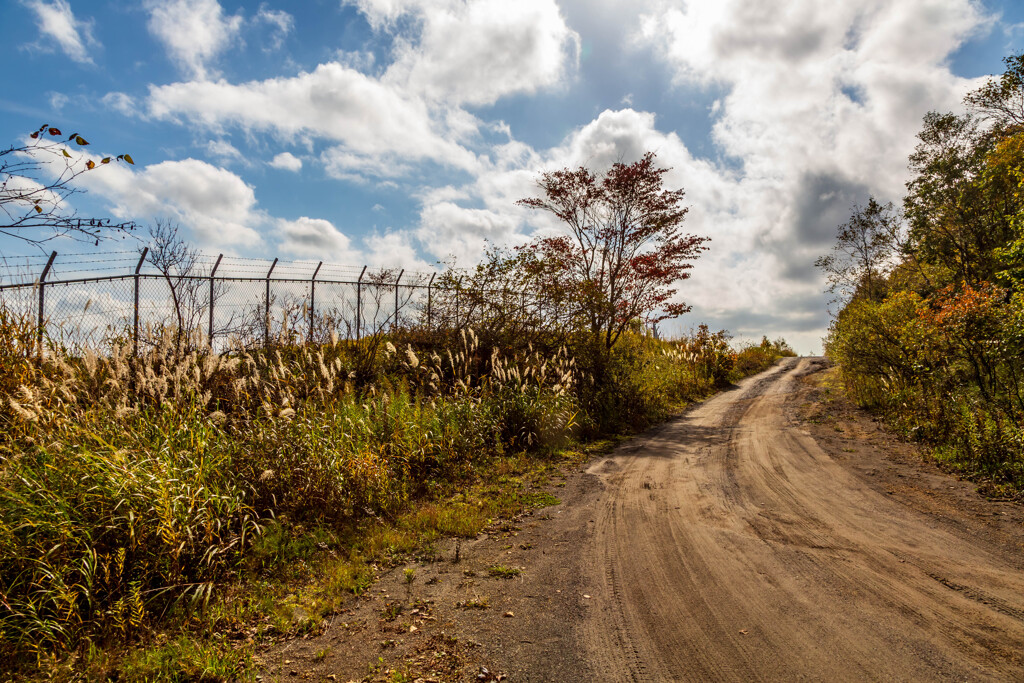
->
[0,250,553,354]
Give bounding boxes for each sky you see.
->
[2,0,1024,353]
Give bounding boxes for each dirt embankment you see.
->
[267,358,1024,682]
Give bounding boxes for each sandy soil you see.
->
[264,358,1024,682]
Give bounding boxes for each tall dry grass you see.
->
[0,312,577,664]
[0,304,790,670]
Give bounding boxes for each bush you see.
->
[0,303,789,669]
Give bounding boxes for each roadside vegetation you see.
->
[0,152,795,680]
[819,53,1024,499]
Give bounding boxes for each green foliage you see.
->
[116,636,256,682]
[822,54,1024,495]
[0,292,790,675]
[486,565,522,579]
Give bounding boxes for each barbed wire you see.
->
[0,247,463,288]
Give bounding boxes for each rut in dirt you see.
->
[580,357,1024,682]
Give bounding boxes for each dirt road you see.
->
[269,357,1024,681]
[577,357,1024,681]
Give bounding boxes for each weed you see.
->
[487,565,522,579]
[380,602,403,622]
[455,597,490,610]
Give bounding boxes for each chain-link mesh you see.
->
[0,250,557,355]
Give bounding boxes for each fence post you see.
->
[426,273,435,329]
[309,261,322,342]
[133,248,148,356]
[355,265,366,341]
[37,251,57,359]
[393,269,404,331]
[265,258,278,347]
[208,254,223,348]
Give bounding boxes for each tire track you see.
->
[579,357,1024,681]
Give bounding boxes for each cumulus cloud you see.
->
[206,139,246,165]
[101,92,137,117]
[23,0,99,64]
[625,0,994,350]
[278,216,354,259]
[147,63,478,171]
[76,156,263,248]
[269,152,302,172]
[378,0,580,106]
[145,0,243,80]
[321,147,412,182]
[123,0,999,352]
[144,0,580,183]
[417,201,523,264]
[277,217,431,271]
[363,230,434,270]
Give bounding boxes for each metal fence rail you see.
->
[0,250,550,354]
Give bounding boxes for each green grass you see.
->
[0,306,791,679]
[487,565,522,579]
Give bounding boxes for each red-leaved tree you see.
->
[516,152,709,350]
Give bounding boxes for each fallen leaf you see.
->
[583,594,591,599]
[739,629,748,635]
[410,625,418,632]
[504,611,514,617]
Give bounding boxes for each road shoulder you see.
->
[793,362,1024,560]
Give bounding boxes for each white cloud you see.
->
[364,230,434,271]
[147,63,478,171]
[120,0,999,352]
[278,216,354,259]
[145,0,243,80]
[321,147,410,182]
[379,0,580,106]
[276,217,431,271]
[101,92,137,117]
[23,0,98,64]
[269,152,302,172]
[255,6,293,50]
[206,139,246,165]
[48,91,69,110]
[142,0,577,189]
[417,201,522,264]
[625,0,994,350]
[77,156,263,248]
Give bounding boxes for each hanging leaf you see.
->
[86,159,96,170]
[75,135,89,146]
[62,149,72,158]
[30,132,38,139]
[122,154,134,165]
[34,205,43,214]
[101,157,111,164]
[48,127,61,136]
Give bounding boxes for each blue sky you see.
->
[2,0,1024,352]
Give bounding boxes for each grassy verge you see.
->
[0,309,792,681]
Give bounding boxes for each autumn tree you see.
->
[964,53,1024,128]
[516,152,709,352]
[815,197,901,305]
[0,123,136,245]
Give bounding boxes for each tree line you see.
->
[819,54,1024,496]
